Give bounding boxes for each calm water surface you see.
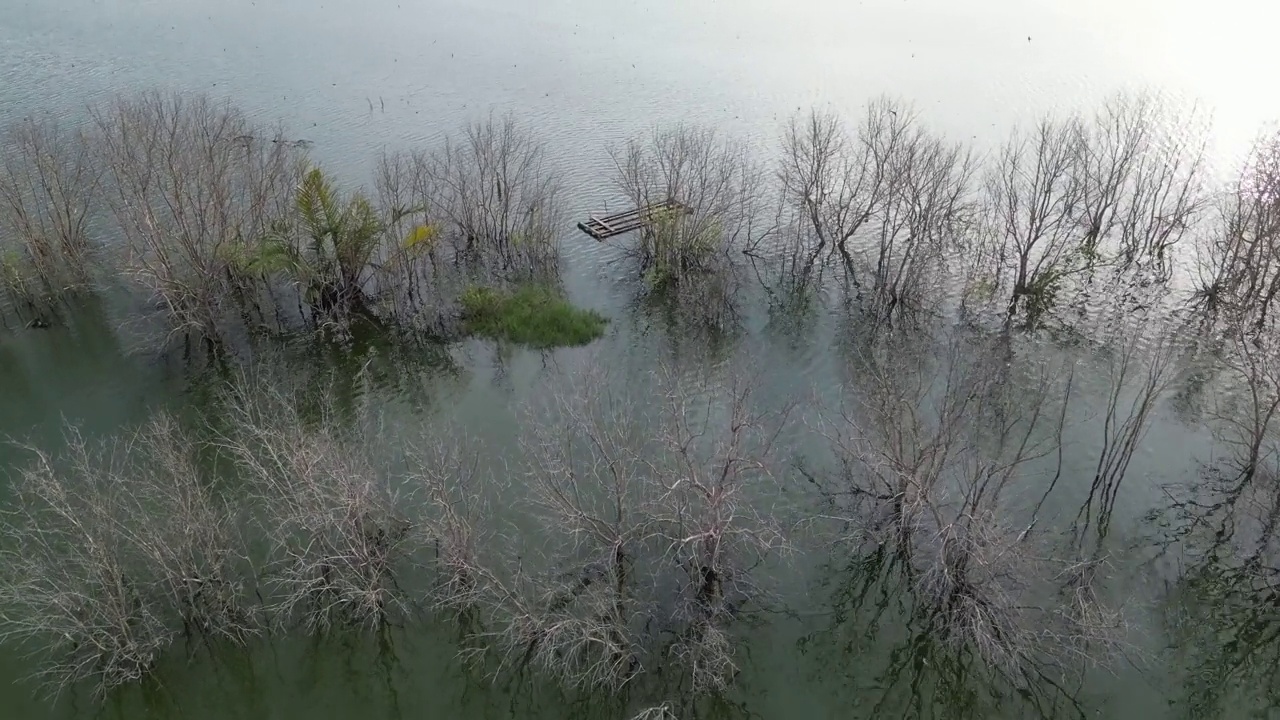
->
[2,1,1279,717]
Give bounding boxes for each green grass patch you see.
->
[459,284,607,348]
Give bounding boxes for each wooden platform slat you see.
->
[577,200,691,241]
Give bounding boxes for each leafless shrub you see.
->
[613,126,770,289]
[407,435,489,613]
[472,364,793,694]
[120,415,258,645]
[215,384,419,632]
[630,704,677,720]
[820,327,1128,683]
[0,415,252,696]
[0,434,173,696]
[92,92,302,340]
[0,116,102,311]
[422,114,563,278]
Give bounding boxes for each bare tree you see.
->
[1113,104,1208,275]
[819,326,1126,689]
[92,92,302,342]
[423,114,563,278]
[648,371,793,694]
[120,414,259,645]
[215,383,419,632]
[1072,94,1153,257]
[1196,130,1280,327]
[778,99,916,279]
[1065,92,1209,279]
[866,122,977,317]
[0,415,253,697]
[473,370,660,690]
[777,99,977,326]
[985,116,1087,323]
[0,117,103,323]
[471,364,794,694]
[613,125,770,288]
[1164,330,1280,564]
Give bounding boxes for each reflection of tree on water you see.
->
[800,322,1137,719]
[1161,331,1280,717]
[804,545,1101,720]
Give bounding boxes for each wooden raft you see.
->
[577,199,690,241]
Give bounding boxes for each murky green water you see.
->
[3,1,1280,717]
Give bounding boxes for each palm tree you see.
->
[250,168,385,323]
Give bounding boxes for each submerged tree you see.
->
[778,99,912,279]
[214,382,420,632]
[469,364,794,695]
[981,92,1207,327]
[0,116,103,324]
[817,325,1127,702]
[422,114,563,278]
[92,91,303,343]
[1196,129,1280,327]
[778,97,976,323]
[612,126,770,295]
[0,416,254,697]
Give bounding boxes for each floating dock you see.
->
[577,199,690,241]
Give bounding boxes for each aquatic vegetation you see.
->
[459,284,607,348]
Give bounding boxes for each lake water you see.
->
[2,0,1280,717]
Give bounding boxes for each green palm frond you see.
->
[336,194,383,278]
[221,234,311,280]
[296,167,340,243]
[251,236,310,279]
